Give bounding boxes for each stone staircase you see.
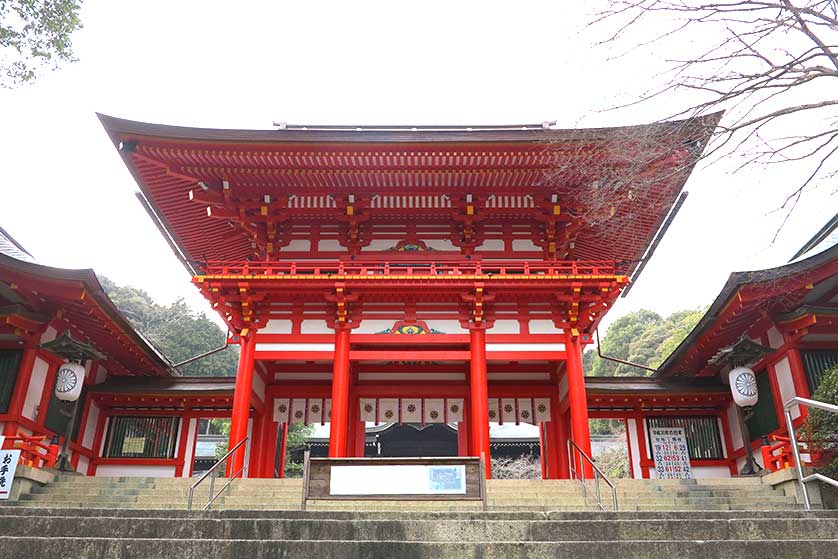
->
[10,475,801,511]
[0,507,834,557]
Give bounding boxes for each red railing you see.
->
[2,434,60,469]
[760,434,827,472]
[200,260,620,278]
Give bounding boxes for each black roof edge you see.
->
[655,242,838,377]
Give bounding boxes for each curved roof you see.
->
[656,242,838,378]
[99,113,721,276]
[0,253,173,376]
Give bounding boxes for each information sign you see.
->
[0,449,21,500]
[330,464,466,495]
[649,427,692,479]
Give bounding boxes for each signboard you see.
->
[330,464,466,496]
[0,449,21,500]
[649,427,692,480]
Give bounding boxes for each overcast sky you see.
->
[0,1,834,335]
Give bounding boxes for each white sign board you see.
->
[649,427,692,480]
[0,449,21,500]
[330,464,466,496]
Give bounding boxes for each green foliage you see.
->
[586,308,705,377]
[594,445,630,479]
[100,276,239,376]
[1,0,83,86]
[801,365,838,479]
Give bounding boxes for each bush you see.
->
[800,365,838,478]
[491,455,542,479]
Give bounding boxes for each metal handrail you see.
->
[187,437,248,511]
[784,396,838,510]
[568,439,618,511]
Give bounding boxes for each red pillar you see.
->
[566,334,592,477]
[469,327,491,478]
[539,424,548,479]
[228,334,256,477]
[557,410,570,478]
[458,420,470,457]
[249,413,264,478]
[3,347,37,436]
[329,327,351,457]
[277,422,289,478]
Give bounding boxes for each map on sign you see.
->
[649,427,692,480]
[330,464,466,495]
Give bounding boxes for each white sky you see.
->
[0,1,834,333]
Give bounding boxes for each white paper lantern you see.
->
[55,362,85,402]
[729,366,759,407]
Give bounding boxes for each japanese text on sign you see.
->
[0,449,21,500]
[649,427,691,480]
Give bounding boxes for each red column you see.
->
[4,347,37,436]
[557,410,570,478]
[565,334,592,477]
[458,421,470,457]
[539,424,548,479]
[249,413,264,478]
[329,327,351,457]
[469,327,491,478]
[277,422,289,478]
[228,334,256,477]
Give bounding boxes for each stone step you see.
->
[2,515,835,541]
[0,536,833,558]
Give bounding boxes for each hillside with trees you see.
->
[100,277,238,376]
[584,308,705,377]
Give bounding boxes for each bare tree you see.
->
[593,1,838,231]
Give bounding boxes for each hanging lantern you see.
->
[55,362,85,402]
[728,366,758,407]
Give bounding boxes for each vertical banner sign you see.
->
[649,427,692,480]
[0,449,21,500]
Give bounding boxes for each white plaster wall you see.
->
[425,320,467,334]
[558,375,569,401]
[627,418,643,479]
[257,343,335,352]
[181,418,198,478]
[262,320,293,334]
[424,239,457,251]
[22,357,48,420]
[95,366,108,384]
[95,465,176,477]
[491,320,519,334]
[690,466,732,479]
[354,320,397,334]
[282,239,310,252]
[766,327,784,349]
[360,240,396,251]
[82,402,101,449]
[774,357,801,419]
[528,320,563,334]
[486,343,565,352]
[76,456,90,475]
[253,374,266,403]
[301,320,332,334]
[318,240,344,251]
[476,239,504,251]
[726,402,744,450]
[511,239,540,252]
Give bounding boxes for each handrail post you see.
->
[785,408,810,509]
[207,471,216,511]
[783,396,838,511]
